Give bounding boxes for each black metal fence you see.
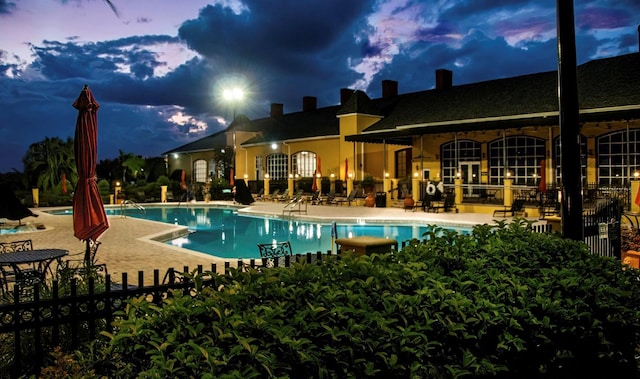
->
[0,252,333,378]
[583,199,622,259]
[0,223,579,377]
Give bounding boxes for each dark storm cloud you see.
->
[577,7,632,29]
[440,0,540,20]
[0,0,15,14]
[368,27,559,98]
[177,0,376,110]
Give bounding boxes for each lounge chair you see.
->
[265,189,280,201]
[253,188,265,201]
[309,191,320,205]
[493,199,527,217]
[427,194,458,213]
[335,189,358,206]
[321,190,338,205]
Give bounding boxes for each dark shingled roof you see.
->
[336,90,382,116]
[350,52,640,143]
[240,105,341,145]
[163,129,227,155]
[166,52,640,153]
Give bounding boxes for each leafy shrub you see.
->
[156,175,170,186]
[208,177,232,200]
[48,221,640,378]
[97,179,110,203]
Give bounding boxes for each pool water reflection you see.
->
[53,206,469,259]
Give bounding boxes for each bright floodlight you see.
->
[223,87,244,101]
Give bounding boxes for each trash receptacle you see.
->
[375,192,386,208]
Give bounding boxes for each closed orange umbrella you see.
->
[72,85,109,262]
[344,158,348,180]
[311,169,317,192]
[61,173,67,194]
[538,159,547,193]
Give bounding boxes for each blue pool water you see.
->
[51,206,469,259]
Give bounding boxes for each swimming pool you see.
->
[51,206,469,259]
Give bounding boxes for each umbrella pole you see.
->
[84,239,91,264]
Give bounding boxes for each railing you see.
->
[0,222,560,377]
[282,197,308,216]
[120,199,145,218]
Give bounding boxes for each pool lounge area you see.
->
[4,201,531,285]
[50,204,478,259]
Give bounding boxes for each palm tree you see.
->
[23,137,77,192]
[119,150,145,182]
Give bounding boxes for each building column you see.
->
[454,178,463,205]
[504,178,513,207]
[383,176,391,204]
[632,180,640,214]
[264,176,270,196]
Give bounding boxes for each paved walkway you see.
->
[0,201,534,286]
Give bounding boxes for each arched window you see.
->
[193,159,207,183]
[553,134,586,186]
[597,130,640,186]
[266,153,288,180]
[292,151,317,177]
[488,136,545,185]
[441,140,480,184]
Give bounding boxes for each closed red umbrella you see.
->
[61,173,67,194]
[180,170,187,190]
[73,85,109,262]
[538,159,547,193]
[311,169,317,192]
[344,158,348,180]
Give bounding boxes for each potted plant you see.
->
[362,175,375,193]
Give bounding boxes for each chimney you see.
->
[302,96,317,111]
[382,80,398,98]
[435,69,453,90]
[270,103,283,117]
[340,88,353,105]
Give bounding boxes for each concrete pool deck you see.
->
[0,201,540,286]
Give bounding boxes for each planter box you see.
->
[622,250,640,269]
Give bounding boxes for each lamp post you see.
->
[223,87,245,184]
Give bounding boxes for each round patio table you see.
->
[0,248,68,286]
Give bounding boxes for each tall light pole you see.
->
[223,87,245,184]
[556,0,583,240]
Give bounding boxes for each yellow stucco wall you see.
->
[171,116,638,189]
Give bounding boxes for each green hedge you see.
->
[47,221,640,378]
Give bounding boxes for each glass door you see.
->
[459,162,480,196]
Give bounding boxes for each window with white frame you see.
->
[596,130,640,186]
[255,155,263,180]
[553,134,586,186]
[193,159,207,183]
[441,140,481,184]
[266,153,288,180]
[488,136,545,185]
[292,151,317,177]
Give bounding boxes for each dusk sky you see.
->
[1,0,638,173]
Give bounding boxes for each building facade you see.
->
[165,42,640,210]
